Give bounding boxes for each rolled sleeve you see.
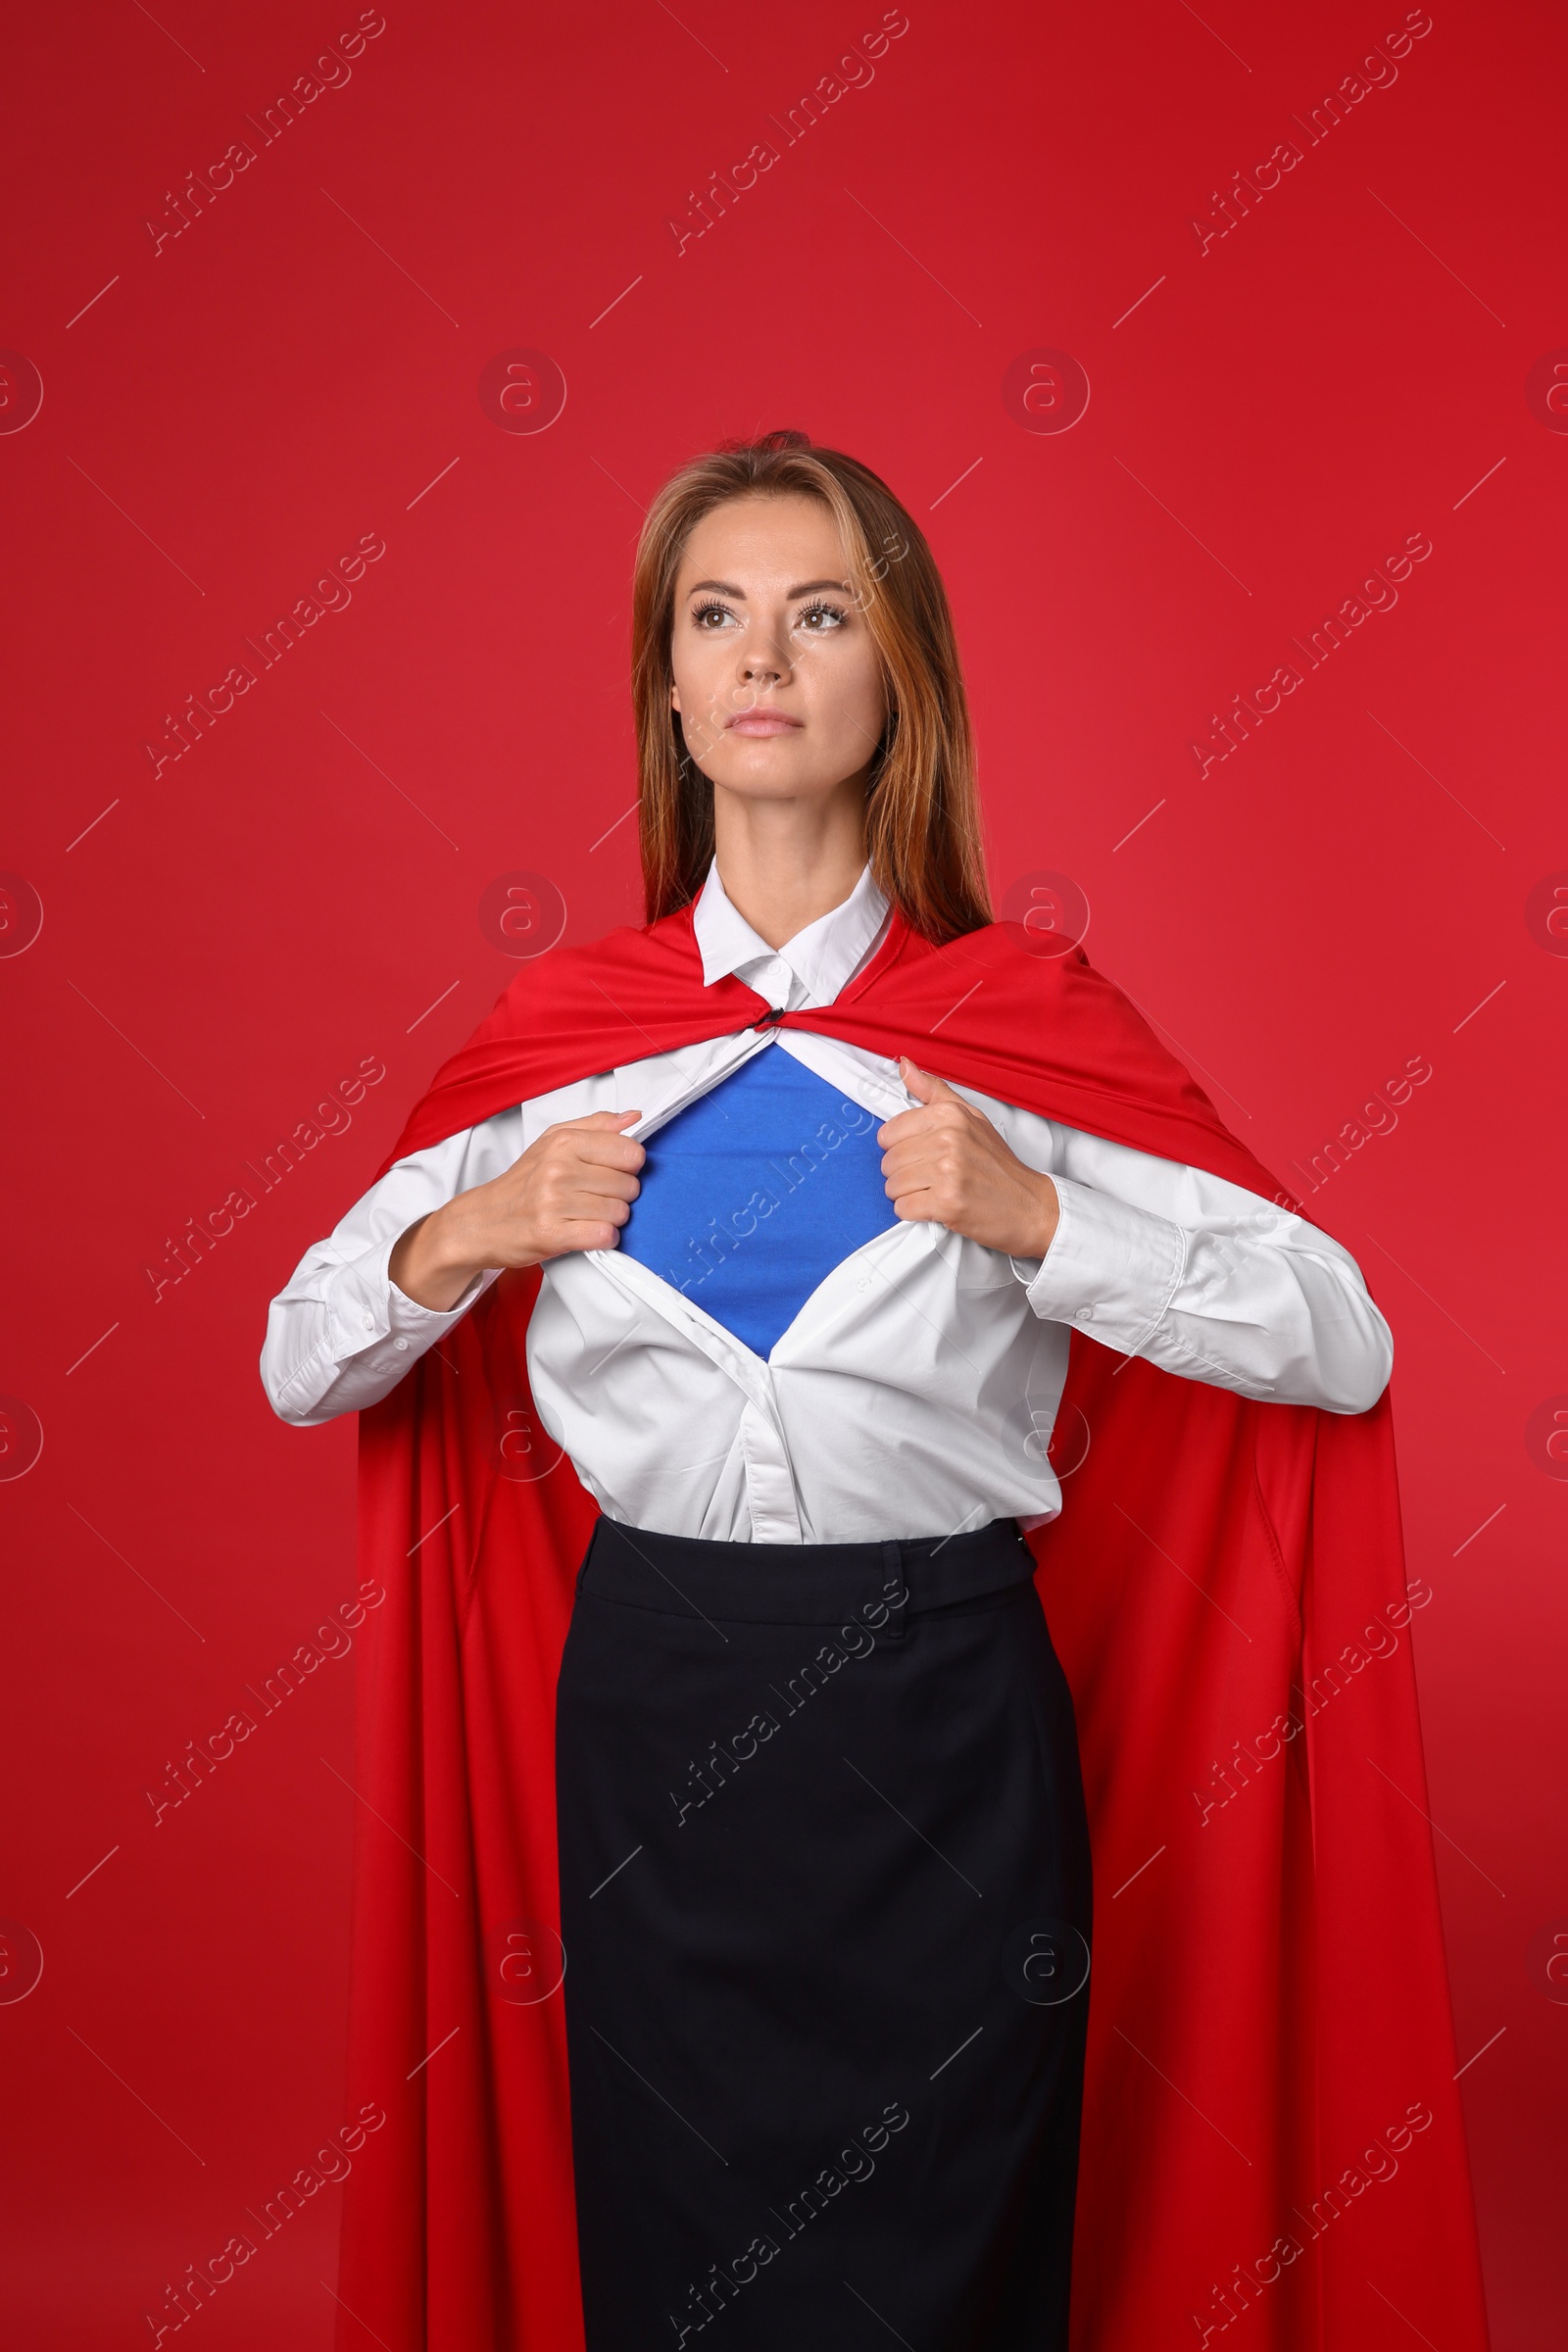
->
[1013,1174,1187,1354]
[262,1135,507,1427]
[315,1237,487,1385]
[330,1234,485,1343]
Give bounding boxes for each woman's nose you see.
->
[739,634,787,682]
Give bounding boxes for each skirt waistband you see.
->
[580,1515,1040,1627]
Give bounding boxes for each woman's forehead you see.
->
[676,494,844,583]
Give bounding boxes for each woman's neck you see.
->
[710,778,868,950]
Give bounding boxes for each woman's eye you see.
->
[691,601,734,629]
[797,603,848,632]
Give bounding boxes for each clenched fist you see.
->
[877,1059,1059,1259]
[389,1109,646,1312]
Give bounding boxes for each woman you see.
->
[263,435,1489,2352]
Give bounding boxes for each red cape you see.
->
[337,907,1491,2352]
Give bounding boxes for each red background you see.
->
[2,0,1563,2341]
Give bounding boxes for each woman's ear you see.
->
[670,682,681,712]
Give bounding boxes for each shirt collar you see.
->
[691,858,891,1010]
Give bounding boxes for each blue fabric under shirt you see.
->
[616,1047,899,1358]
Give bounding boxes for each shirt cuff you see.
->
[1011,1174,1186,1354]
[327,1235,486,1357]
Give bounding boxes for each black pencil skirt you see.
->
[555,1516,1094,2351]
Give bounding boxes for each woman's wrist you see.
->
[389,1194,499,1312]
[1023,1171,1061,1260]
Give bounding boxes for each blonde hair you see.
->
[630,429,992,942]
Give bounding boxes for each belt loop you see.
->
[880,1539,908,1644]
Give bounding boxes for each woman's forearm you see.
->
[387,1108,646,1309]
[261,1116,521,1427]
[389,1196,498,1311]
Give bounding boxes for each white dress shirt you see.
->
[261,864,1393,1544]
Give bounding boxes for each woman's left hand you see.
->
[877,1059,1060,1258]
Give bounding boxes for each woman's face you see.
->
[669,494,888,810]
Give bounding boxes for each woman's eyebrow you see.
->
[682,576,851,599]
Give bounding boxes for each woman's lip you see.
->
[726,710,803,735]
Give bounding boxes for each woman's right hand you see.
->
[388,1110,645,1311]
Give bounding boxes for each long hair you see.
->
[631,430,992,942]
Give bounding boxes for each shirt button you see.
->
[363,1313,374,1331]
[1077,1305,1095,1322]
[393,1337,410,1351]
[857,1277,871,1292]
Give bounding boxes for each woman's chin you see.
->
[709,756,870,810]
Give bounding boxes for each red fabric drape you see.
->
[336,908,1491,2351]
